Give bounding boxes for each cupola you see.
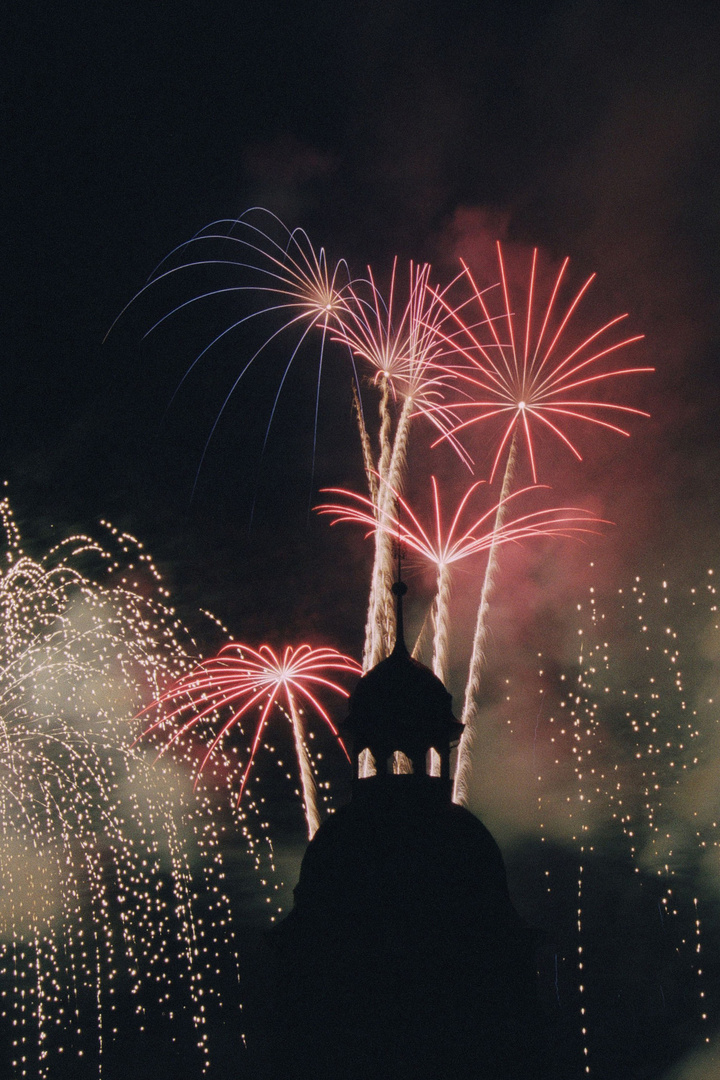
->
[345,580,463,784]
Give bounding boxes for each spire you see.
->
[346,544,462,785]
[391,542,408,657]
[391,581,409,658]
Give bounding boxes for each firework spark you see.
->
[107,208,356,498]
[432,242,652,483]
[520,567,720,1070]
[317,478,603,683]
[333,261,474,668]
[0,498,241,1079]
[139,643,361,839]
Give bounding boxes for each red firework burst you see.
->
[139,642,361,805]
[317,477,602,572]
[333,262,457,397]
[431,242,653,481]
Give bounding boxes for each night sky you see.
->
[5,2,720,1077]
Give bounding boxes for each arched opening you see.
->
[426,747,442,777]
[387,751,413,775]
[358,747,377,778]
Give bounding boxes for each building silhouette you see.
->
[260,582,550,1079]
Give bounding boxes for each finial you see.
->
[391,541,409,656]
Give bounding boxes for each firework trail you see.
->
[139,643,361,839]
[525,566,720,1071]
[431,243,651,803]
[0,498,240,1080]
[334,261,469,668]
[107,208,356,501]
[454,430,519,802]
[317,476,601,685]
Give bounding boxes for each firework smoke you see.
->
[0,498,240,1079]
[318,474,601,684]
[139,642,360,839]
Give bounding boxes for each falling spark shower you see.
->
[0,498,241,1080]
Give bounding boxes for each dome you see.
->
[344,581,463,782]
[253,580,549,1080]
[346,643,460,739]
[292,782,511,921]
[265,774,548,1080]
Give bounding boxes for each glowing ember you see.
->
[318,478,603,682]
[431,241,652,482]
[0,498,240,1079]
[139,643,361,839]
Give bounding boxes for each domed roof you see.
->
[346,579,461,743]
[291,782,514,923]
[346,641,460,738]
[254,584,550,1080]
[268,782,547,1080]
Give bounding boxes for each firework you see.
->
[334,261,473,668]
[117,215,483,669]
[317,478,602,684]
[107,208,354,496]
[139,643,361,839]
[523,567,720,1070]
[428,244,651,802]
[432,242,652,483]
[0,498,241,1080]
[333,261,463,421]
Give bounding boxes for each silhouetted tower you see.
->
[264,581,549,1080]
[348,580,462,785]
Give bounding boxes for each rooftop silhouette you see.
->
[254,580,550,1079]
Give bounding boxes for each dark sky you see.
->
[6,0,720,638]
[5,4,720,1076]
